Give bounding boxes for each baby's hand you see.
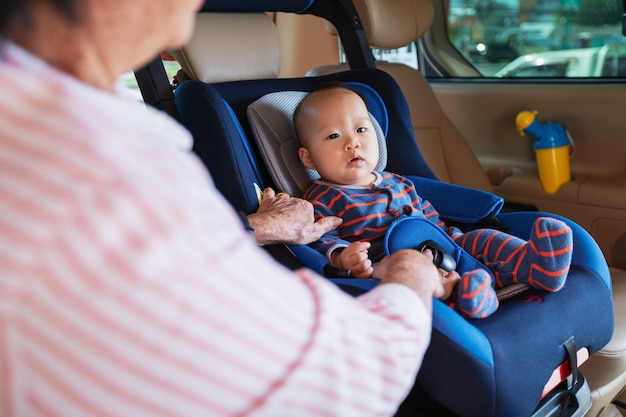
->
[437,269,461,300]
[339,241,373,278]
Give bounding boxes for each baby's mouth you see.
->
[348,155,364,165]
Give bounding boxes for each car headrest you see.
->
[169,13,280,84]
[247,84,389,197]
[326,0,434,50]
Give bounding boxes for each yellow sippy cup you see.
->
[516,110,572,194]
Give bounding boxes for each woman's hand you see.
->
[437,269,461,300]
[247,188,343,245]
[372,249,447,311]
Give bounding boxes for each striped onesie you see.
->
[304,171,573,318]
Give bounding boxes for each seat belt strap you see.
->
[134,56,182,123]
[560,337,581,417]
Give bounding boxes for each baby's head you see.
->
[294,84,380,187]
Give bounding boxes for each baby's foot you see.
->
[456,269,499,319]
[527,217,573,292]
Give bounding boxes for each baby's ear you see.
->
[298,147,316,170]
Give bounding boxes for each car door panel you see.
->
[432,81,626,269]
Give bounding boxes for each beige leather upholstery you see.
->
[170,13,280,83]
[580,268,626,417]
[276,13,339,77]
[353,0,433,48]
[310,0,493,192]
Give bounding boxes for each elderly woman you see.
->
[0,1,445,416]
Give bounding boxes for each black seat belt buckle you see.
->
[416,240,457,272]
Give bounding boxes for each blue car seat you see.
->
[155,1,614,416]
[245,85,509,294]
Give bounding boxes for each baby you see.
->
[294,84,573,318]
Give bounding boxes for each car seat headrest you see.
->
[325,0,434,50]
[169,13,280,84]
[247,85,388,197]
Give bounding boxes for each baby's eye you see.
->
[357,127,367,133]
[328,133,340,139]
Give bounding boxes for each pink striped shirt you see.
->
[0,43,432,417]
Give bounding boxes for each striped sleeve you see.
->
[3,157,431,417]
[0,45,433,417]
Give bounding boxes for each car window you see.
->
[117,58,182,102]
[499,60,570,77]
[118,71,145,102]
[600,42,626,75]
[446,0,624,78]
[371,46,419,69]
[347,1,624,79]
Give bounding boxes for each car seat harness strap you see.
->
[560,337,581,417]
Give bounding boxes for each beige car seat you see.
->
[308,1,626,415]
[170,13,281,84]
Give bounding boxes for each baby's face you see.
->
[298,88,380,186]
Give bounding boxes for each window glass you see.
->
[118,71,144,102]
[117,59,182,102]
[448,0,625,77]
[163,60,183,83]
[372,45,419,69]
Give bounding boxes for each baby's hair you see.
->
[293,82,368,142]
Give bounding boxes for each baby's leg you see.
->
[455,269,499,319]
[525,217,573,291]
[453,228,527,288]
[454,218,572,292]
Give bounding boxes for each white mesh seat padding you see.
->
[247,90,387,197]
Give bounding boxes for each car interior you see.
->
[134,0,626,416]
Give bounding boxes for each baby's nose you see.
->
[345,137,361,150]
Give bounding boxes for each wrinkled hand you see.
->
[372,249,446,309]
[437,269,461,300]
[247,188,343,245]
[336,242,373,278]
